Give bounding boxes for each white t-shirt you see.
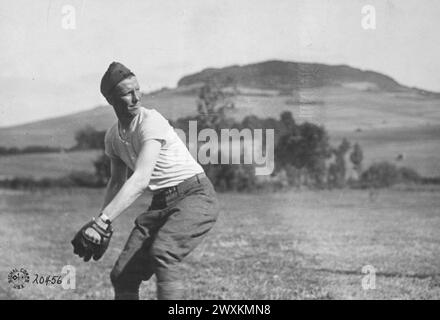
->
[104,107,204,191]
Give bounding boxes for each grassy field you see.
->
[1,85,439,179]
[1,86,439,148]
[331,125,440,177]
[1,85,439,178]
[1,122,439,180]
[1,186,439,300]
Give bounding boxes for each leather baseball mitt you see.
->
[71,218,113,262]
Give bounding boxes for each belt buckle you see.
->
[164,186,177,197]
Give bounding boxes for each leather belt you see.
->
[153,173,206,198]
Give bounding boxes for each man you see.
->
[71,62,220,300]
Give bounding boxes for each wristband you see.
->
[98,213,112,224]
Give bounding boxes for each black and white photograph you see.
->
[0,0,439,302]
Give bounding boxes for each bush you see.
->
[93,152,111,185]
[0,146,63,155]
[360,162,421,188]
[283,165,303,188]
[420,176,440,185]
[72,126,106,150]
[204,164,257,192]
[398,166,420,183]
[360,162,400,188]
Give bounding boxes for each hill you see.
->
[178,60,440,97]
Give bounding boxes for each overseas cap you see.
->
[100,62,135,99]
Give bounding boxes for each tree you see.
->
[336,138,350,185]
[193,84,257,191]
[196,84,235,130]
[327,138,351,188]
[73,126,105,150]
[93,152,111,186]
[280,111,296,130]
[275,121,331,188]
[241,115,263,130]
[350,143,363,179]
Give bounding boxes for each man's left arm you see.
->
[100,139,162,222]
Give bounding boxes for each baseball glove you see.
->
[71,218,113,262]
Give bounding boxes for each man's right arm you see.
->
[72,156,125,261]
[100,156,128,212]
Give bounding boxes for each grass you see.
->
[331,125,440,177]
[1,121,439,180]
[1,85,439,149]
[1,186,440,299]
[1,86,440,178]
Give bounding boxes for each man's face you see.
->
[109,76,141,117]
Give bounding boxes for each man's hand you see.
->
[71,217,113,262]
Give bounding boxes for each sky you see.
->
[0,0,439,127]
